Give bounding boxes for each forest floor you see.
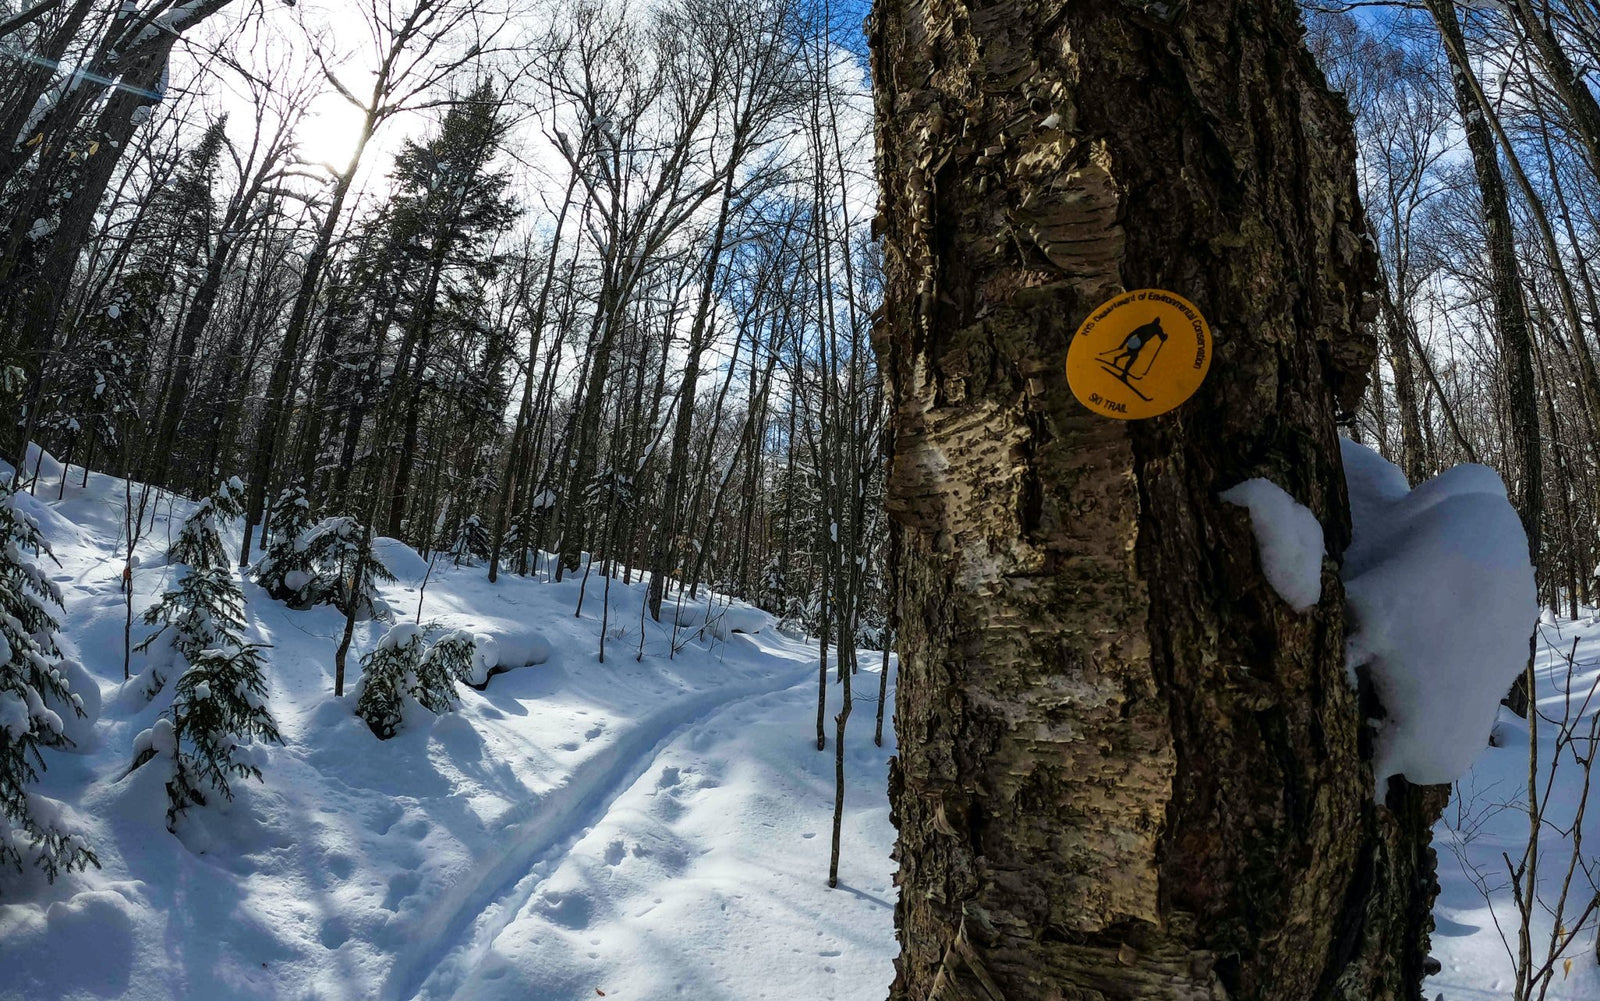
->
[0,453,898,1001]
[2,451,1597,1000]
[1428,611,1600,1000]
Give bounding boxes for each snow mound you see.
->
[1340,440,1537,792]
[1220,478,1325,612]
[0,886,139,998]
[20,442,66,481]
[373,537,430,585]
[467,627,552,686]
[672,599,772,641]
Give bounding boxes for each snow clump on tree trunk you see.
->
[1219,478,1326,612]
[1339,439,1537,793]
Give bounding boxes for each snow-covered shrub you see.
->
[354,625,476,738]
[298,517,395,620]
[166,478,245,571]
[1339,440,1538,793]
[253,485,316,605]
[354,624,427,739]
[415,630,475,713]
[0,480,97,882]
[256,501,395,620]
[441,513,492,567]
[132,644,282,829]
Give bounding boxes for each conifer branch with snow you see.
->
[0,480,97,883]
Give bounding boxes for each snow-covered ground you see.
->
[0,453,898,1001]
[1427,613,1600,1001]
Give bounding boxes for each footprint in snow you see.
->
[382,871,421,911]
[536,890,594,930]
[320,917,351,950]
[371,801,404,836]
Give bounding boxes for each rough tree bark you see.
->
[869,0,1443,998]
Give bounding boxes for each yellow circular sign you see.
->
[1066,289,1212,420]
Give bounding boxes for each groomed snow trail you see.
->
[423,650,898,1001]
[387,660,817,1001]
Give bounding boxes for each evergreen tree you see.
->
[353,625,475,738]
[377,80,520,539]
[132,643,282,831]
[353,624,426,740]
[414,630,475,713]
[37,270,156,475]
[442,512,492,566]
[136,566,249,695]
[297,517,396,620]
[167,478,246,571]
[140,480,251,695]
[0,480,97,882]
[131,478,281,831]
[253,485,317,606]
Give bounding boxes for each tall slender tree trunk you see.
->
[648,173,738,619]
[1427,0,1542,560]
[1429,0,1541,716]
[870,0,1440,998]
[1375,272,1427,484]
[239,123,373,566]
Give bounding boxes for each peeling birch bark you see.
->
[870,0,1441,998]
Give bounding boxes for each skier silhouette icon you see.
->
[1098,316,1168,401]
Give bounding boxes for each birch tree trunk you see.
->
[870,0,1442,997]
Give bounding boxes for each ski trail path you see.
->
[384,658,817,1001]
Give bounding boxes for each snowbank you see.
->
[672,597,772,641]
[1340,440,1537,791]
[1220,478,1325,612]
[373,536,430,585]
[467,627,553,686]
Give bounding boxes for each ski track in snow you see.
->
[388,663,816,1001]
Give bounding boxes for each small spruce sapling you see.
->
[442,512,493,567]
[167,477,245,571]
[303,517,396,619]
[415,630,475,712]
[354,625,476,738]
[260,509,394,620]
[253,485,316,605]
[137,481,251,697]
[131,645,282,829]
[136,566,248,697]
[0,480,98,882]
[130,483,282,830]
[354,624,426,739]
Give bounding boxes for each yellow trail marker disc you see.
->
[1066,289,1212,420]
